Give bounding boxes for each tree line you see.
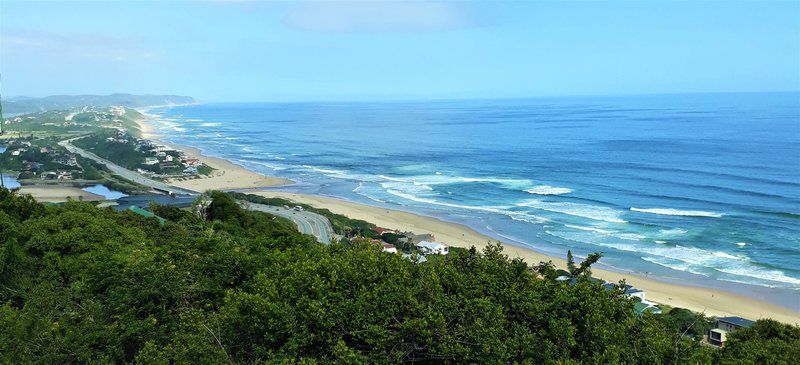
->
[0,189,797,364]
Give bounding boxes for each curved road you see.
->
[247,203,334,244]
[59,137,196,195]
[59,137,334,243]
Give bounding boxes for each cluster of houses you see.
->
[103,130,204,177]
[4,139,81,180]
[556,274,664,315]
[367,226,449,262]
[3,115,34,125]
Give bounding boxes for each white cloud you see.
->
[1,28,156,62]
[284,1,474,32]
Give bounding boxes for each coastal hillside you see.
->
[1,189,797,364]
[3,94,195,115]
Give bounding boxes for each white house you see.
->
[382,244,398,254]
[417,241,449,255]
[624,287,646,302]
[144,157,159,165]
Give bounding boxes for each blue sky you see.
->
[1,1,798,101]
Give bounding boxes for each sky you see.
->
[1,1,798,102]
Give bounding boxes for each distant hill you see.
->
[3,93,195,114]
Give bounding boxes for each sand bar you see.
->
[254,191,800,325]
[17,185,105,203]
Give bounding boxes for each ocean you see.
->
[146,92,800,307]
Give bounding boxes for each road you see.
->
[247,202,335,244]
[59,137,335,242]
[59,137,196,196]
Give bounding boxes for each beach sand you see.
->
[135,112,292,192]
[17,185,105,203]
[253,191,800,325]
[133,108,799,324]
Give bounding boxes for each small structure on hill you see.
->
[417,241,449,255]
[372,226,398,236]
[128,205,166,225]
[624,287,646,302]
[708,316,754,347]
[404,232,435,243]
[555,275,576,285]
[633,302,662,315]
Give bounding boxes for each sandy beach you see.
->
[253,191,800,324]
[135,111,292,191]
[133,107,800,324]
[17,185,105,203]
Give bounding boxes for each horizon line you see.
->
[5,89,799,105]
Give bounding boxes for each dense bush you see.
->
[0,188,796,364]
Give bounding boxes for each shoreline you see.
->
[134,109,293,191]
[253,191,800,324]
[134,106,799,324]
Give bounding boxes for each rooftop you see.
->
[128,206,166,225]
[718,316,755,328]
[417,240,447,249]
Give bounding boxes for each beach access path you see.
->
[59,137,196,196]
[246,202,334,244]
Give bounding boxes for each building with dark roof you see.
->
[709,316,754,347]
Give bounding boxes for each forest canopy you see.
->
[0,188,797,364]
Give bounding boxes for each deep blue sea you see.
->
[147,92,800,306]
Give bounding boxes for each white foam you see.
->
[382,174,533,190]
[389,182,433,192]
[630,207,723,218]
[302,165,381,182]
[562,224,644,241]
[201,122,222,127]
[352,184,387,203]
[238,160,286,171]
[526,185,572,195]
[302,165,347,176]
[383,189,548,224]
[517,199,627,223]
[735,242,747,247]
[658,228,688,236]
[641,256,708,276]
[716,267,800,286]
[564,224,613,235]
[568,234,800,287]
[712,251,746,261]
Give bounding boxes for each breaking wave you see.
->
[630,207,723,218]
[526,185,572,195]
[517,199,627,223]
